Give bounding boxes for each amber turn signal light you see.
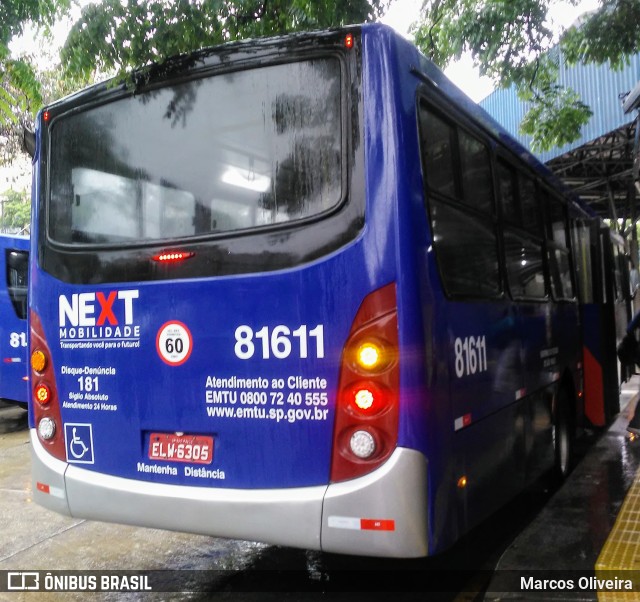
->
[31,349,47,373]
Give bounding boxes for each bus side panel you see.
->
[519,301,580,477]
[0,235,29,406]
[364,29,462,554]
[583,227,625,427]
[582,303,607,426]
[445,302,527,532]
[383,32,530,550]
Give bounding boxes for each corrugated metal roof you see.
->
[480,49,640,162]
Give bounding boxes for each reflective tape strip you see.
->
[328,516,360,530]
[454,414,472,431]
[361,519,395,531]
[328,516,395,531]
[36,482,64,498]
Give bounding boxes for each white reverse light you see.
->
[38,417,56,440]
[349,430,376,459]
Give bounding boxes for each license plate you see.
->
[148,433,214,464]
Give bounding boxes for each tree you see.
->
[1,0,71,124]
[1,0,71,164]
[0,188,30,232]
[413,0,640,151]
[61,0,390,82]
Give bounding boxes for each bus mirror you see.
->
[22,127,35,158]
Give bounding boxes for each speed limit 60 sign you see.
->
[156,321,193,366]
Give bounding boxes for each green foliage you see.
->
[1,0,70,111]
[414,0,636,152]
[0,188,30,231]
[414,0,554,79]
[61,0,390,81]
[562,0,640,69]
[519,85,593,150]
[3,0,387,166]
[1,0,71,164]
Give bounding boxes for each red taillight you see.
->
[152,250,195,263]
[30,310,65,460]
[346,381,388,414]
[34,383,51,405]
[345,33,354,49]
[330,283,399,482]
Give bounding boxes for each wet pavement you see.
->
[485,378,640,600]
[0,402,549,600]
[0,406,275,600]
[1,379,639,600]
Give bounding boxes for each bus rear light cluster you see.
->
[30,310,65,460]
[330,283,400,482]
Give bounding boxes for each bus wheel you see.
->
[553,386,574,481]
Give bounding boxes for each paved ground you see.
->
[2,380,638,601]
[0,406,280,600]
[484,378,640,600]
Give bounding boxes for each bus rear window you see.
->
[48,58,343,245]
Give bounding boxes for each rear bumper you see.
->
[31,430,428,557]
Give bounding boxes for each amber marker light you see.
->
[356,341,382,370]
[457,476,468,489]
[31,349,47,373]
[34,383,51,405]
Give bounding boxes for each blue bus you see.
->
[28,24,627,558]
[0,234,29,407]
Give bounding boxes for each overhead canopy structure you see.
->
[480,50,640,225]
[545,121,636,222]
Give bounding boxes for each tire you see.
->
[553,385,574,481]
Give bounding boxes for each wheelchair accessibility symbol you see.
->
[64,423,94,464]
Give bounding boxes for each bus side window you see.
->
[429,200,501,298]
[544,194,575,301]
[546,194,569,248]
[496,160,546,301]
[503,231,546,299]
[459,129,494,215]
[418,103,500,299]
[497,161,519,226]
[612,244,624,301]
[570,218,594,304]
[519,175,541,235]
[419,108,457,199]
